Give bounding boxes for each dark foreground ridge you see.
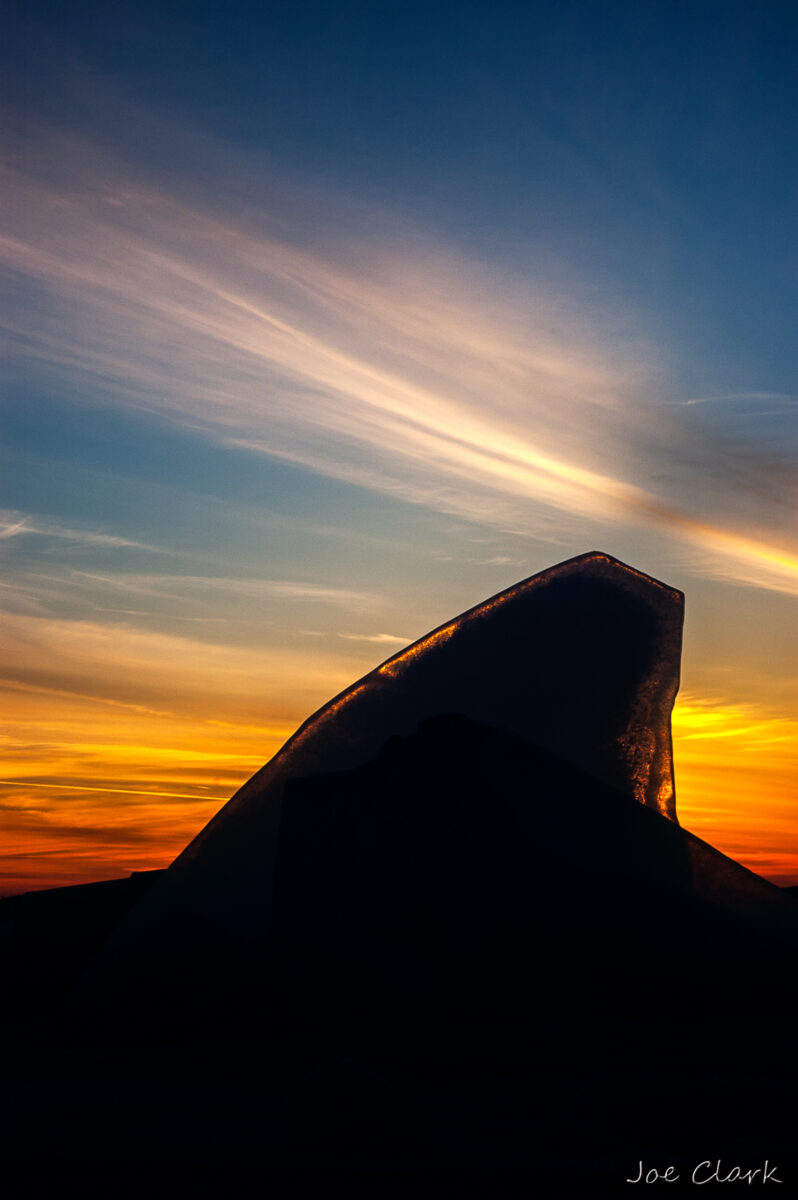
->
[0,870,164,1024]
[3,551,798,1196]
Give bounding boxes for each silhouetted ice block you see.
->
[56,549,798,1041]
[94,552,683,945]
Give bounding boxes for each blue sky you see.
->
[9,0,796,382]
[2,0,797,890]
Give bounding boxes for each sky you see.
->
[2,0,796,893]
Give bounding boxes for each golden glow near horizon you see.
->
[2,603,798,894]
[0,614,364,893]
[0,680,276,893]
[673,697,798,884]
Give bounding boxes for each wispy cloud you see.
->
[0,611,362,720]
[470,555,528,567]
[672,392,798,408]
[0,510,157,551]
[2,132,797,596]
[0,566,383,624]
[0,779,230,802]
[337,632,410,645]
[68,572,379,608]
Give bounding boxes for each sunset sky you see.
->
[2,0,796,893]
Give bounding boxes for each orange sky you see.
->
[2,631,797,894]
[0,615,358,893]
[673,698,798,885]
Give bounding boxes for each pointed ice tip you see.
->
[370,551,684,735]
[511,549,684,603]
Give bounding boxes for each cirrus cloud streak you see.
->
[3,134,796,595]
